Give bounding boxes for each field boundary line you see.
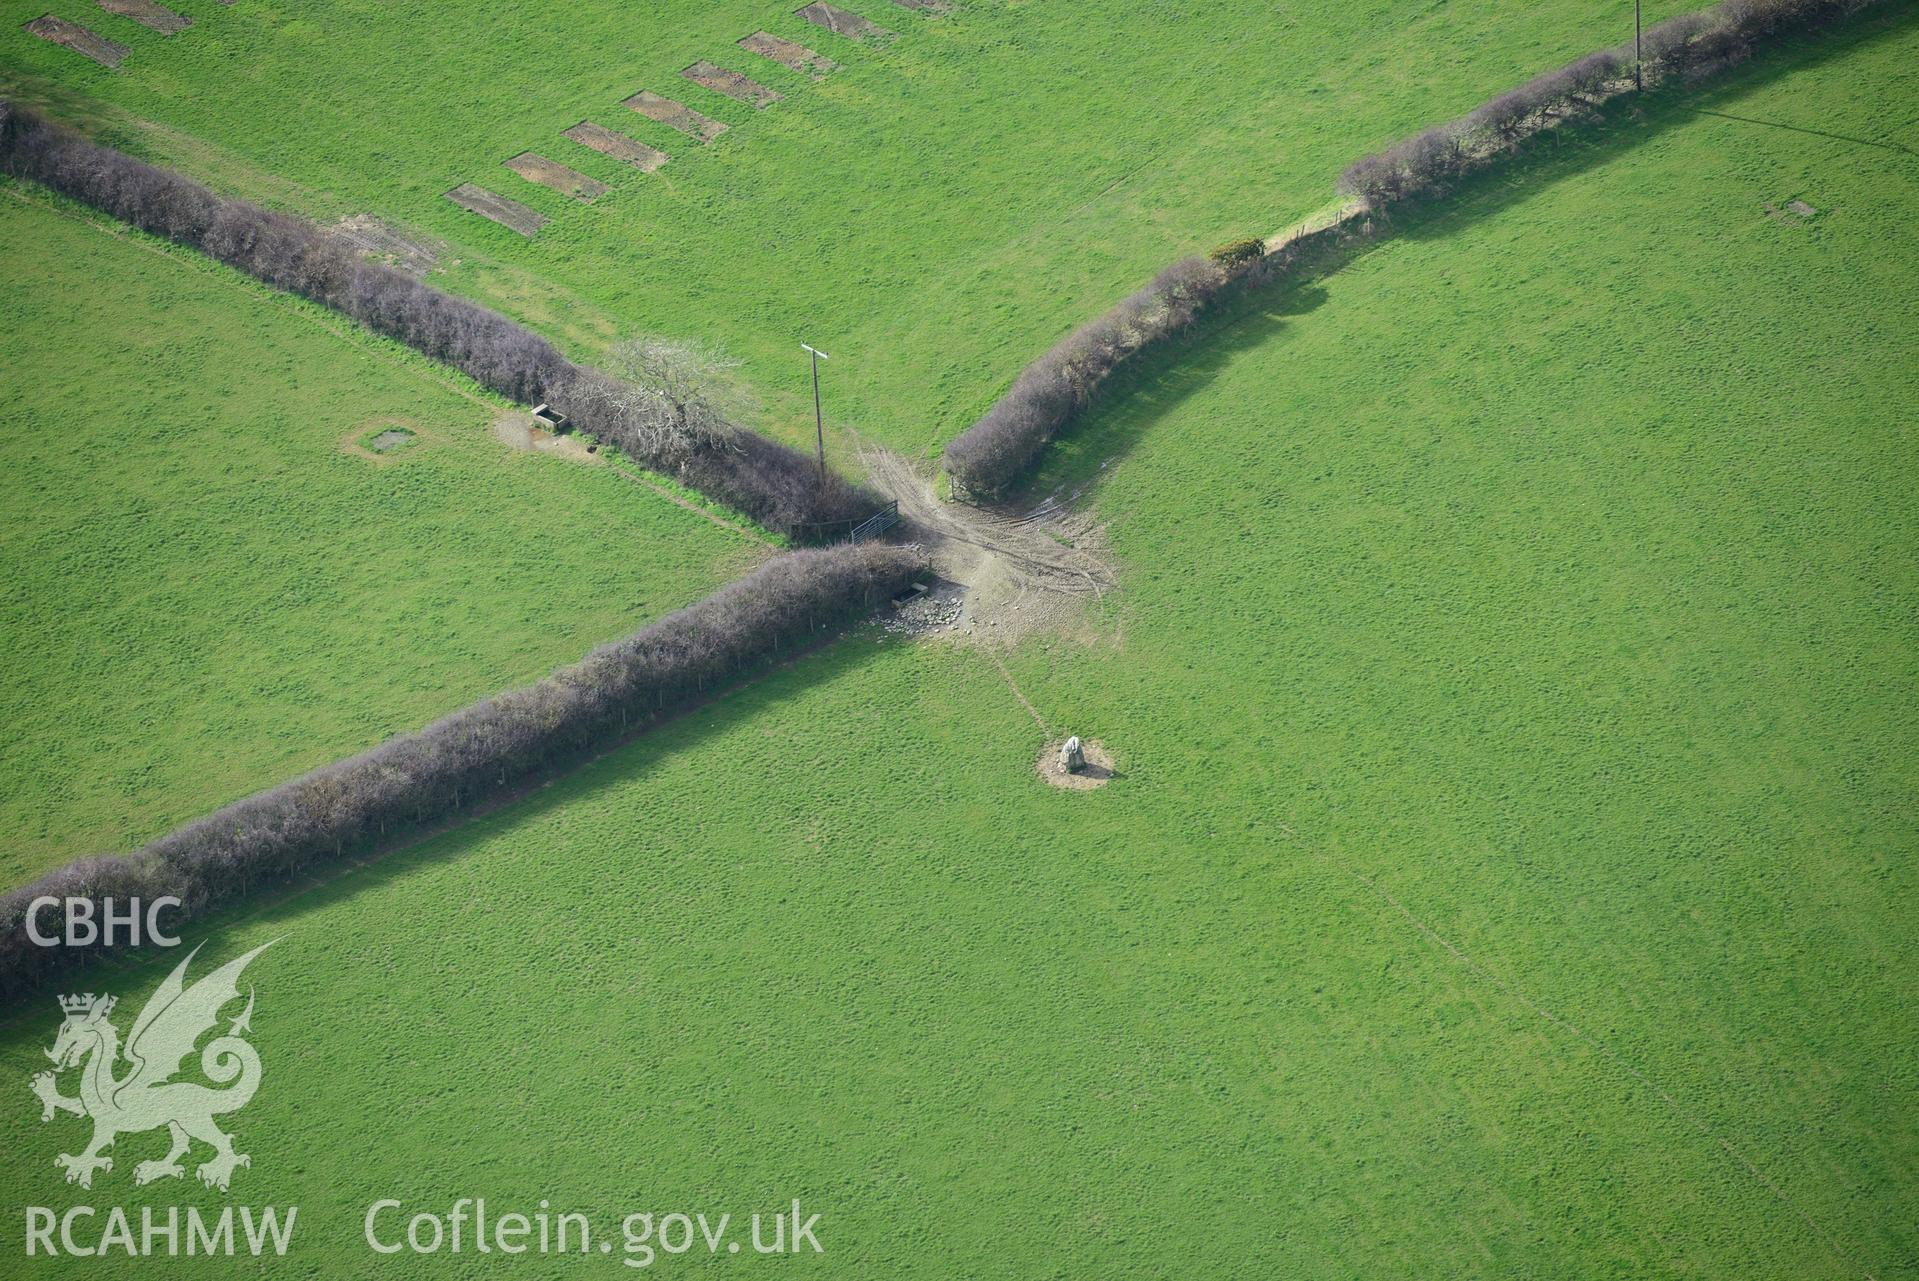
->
[4,183,773,555]
[0,600,899,1030]
[1,183,499,411]
[1275,821,1879,1281]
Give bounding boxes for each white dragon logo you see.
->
[29,940,275,1192]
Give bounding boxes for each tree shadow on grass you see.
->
[0,69,126,141]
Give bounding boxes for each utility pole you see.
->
[1635,0,1643,91]
[801,343,830,481]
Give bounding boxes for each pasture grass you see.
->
[0,9,1912,1281]
[0,187,764,885]
[0,0,1700,457]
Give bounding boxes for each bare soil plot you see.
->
[504,151,608,202]
[96,0,189,33]
[562,121,667,173]
[23,15,128,67]
[623,90,727,143]
[1762,198,1823,224]
[862,445,1115,651]
[444,183,546,237]
[796,2,892,40]
[681,61,782,109]
[738,32,838,77]
[890,0,953,9]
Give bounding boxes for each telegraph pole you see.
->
[801,343,829,481]
[1635,0,1643,91]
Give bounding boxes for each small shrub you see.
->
[1642,12,1716,77]
[1209,238,1267,272]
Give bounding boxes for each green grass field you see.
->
[0,0,1705,458]
[0,188,764,886]
[0,14,1911,1278]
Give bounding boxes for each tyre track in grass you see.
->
[861,444,1111,733]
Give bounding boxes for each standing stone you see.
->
[1060,736,1085,774]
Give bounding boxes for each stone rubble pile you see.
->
[879,580,964,638]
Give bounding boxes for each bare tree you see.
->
[614,337,740,452]
[604,336,746,461]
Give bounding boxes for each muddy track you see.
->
[864,448,1112,593]
[861,446,1115,645]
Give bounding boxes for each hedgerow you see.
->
[941,257,1228,496]
[1338,0,1885,209]
[945,0,1888,501]
[0,542,924,995]
[0,102,878,540]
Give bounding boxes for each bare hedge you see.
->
[0,542,924,995]
[0,102,877,539]
[548,367,876,537]
[1339,0,1884,209]
[941,0,1887,500]
[942,256,1229,496]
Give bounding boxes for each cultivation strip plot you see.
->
[96,0,189,33]
[444,182,546,236]
[503,151,609,202]
[680,61,782,109]
[22,14,127,66]
[796,2,892,40]
[738,31,838,78]
[889,0,952,9]
[562,120,668,172]
[622,90,727,143]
